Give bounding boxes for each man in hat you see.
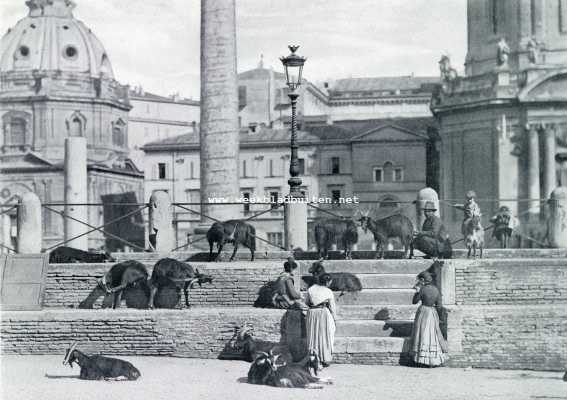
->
[412,201,451,258]
[454,190,482,235]
[272,256,308,310]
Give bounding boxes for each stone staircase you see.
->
[299,259,431,364]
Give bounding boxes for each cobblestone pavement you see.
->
[1,356,565,400]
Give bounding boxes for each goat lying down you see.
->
[304,260,362,297]
[62,342,140,381]
[49,246,115,264]
[247,350,332,389]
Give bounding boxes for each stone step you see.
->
[299,259,430,274]
[337,305,419,320]
[336,320,413,337]
[334,336,410,353]
[335,289,415,305]
[299,273,416,291]
[357,274,416,289]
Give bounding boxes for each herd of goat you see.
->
[50,213,445,387]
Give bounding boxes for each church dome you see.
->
[0,0,114,78]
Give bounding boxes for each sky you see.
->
[1,0,467,100]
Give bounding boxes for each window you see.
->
[9,118,26,145]
[158,163,167,179]
[189,161,195,179]
[270,191,279,209]
[374,168,383,183]
[242,192,251,214]
[380,196,399,210]
[332,190,341,204]
[70,117,82,137]
[63,45,78,60]
[268,159,274,176]
[331,157,340,174]
[298,158,305,175]
[393,168,404,182]
[241,159,247,178]
[267,232,283,248]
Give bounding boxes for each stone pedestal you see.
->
[284,198,307,251]
[416,187,440,229]
[149,191,174,253]
[283,310,307,362]
[64,137,88,250]
[547,186,567,248]
[16,192,42,253]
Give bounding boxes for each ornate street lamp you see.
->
[280,45,306,197]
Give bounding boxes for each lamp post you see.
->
[280,45,306,197]
[280,45,307,251]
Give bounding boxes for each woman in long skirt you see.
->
[410,271,448,367]
[305,273,337,368]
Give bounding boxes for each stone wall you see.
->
[44,262,283,308]
[447,259,567,305]
[445,305,567,371]
[1,308,284,358]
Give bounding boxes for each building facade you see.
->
[0,0,144,251]
[432,0,567,240]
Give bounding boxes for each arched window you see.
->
[70,117,82,137]
[66,111,86,137]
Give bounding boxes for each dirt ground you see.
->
[1,355,565,400]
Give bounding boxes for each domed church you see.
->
[0,0,144,251]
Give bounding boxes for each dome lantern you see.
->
[25,0,76,18]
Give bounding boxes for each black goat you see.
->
[62,342,140,381]
[359,212,413,259]
[410,235,453,259]
[228,325,293,363]
[207,220,256,261]
[305,260,362,296]
[49,246,115,264]
[148,258,213,309]
[314,218,358,260]
[247,350,331,389]
[78,260,149,309]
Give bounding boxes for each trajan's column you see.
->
[199,0,240,223]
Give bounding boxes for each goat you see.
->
[148,258,213,309]
[314,218,358,260]
[410,235,453,259]
[207,220,256,261]
[490,208,515,248]
[229,325,293,363]
[464,214,484,258]
[78,260,149,309]
[247,350,332,389]
[62,342,140,381]
[49,246,115,264]
[305,260,362,296]
[359,211,413,259]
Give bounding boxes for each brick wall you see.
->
[1,308,285,358]
[44,262,284,308]
[445,305,567,371]
[448,259,567,305]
